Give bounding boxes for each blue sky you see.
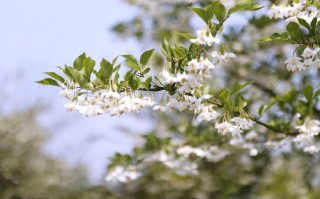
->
[0,0,154,183]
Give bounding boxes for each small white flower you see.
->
[215,122,240,136]
[153,104,169,112]
[296,119,320,136]
[284,57,305,71]
[249,148,258,156]
[302,47,315,59]
[212,51,236,64]
[230,117,254,131]
[59,88,76,99]
[303,145,320,154]
[105,166,141,183]
[190,29,220,46]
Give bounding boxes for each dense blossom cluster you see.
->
[269,0,320,23]
[60,85,154,117]
[294,119,320,154]
[269,1,320,72]
[285,47,320,71]
[105,145,231,183]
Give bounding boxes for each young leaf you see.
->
[260,32,290,42]
[122,55,140,70]
[177,33,196,40]
[36,78,60,87]
[140,49,154,67]
[219,89,230,101]
[314,89,320,99]
[215,3,226,22]
[303,84,314,103]
[83,57,96,78]
[228,2,263,16]
[235,94,248,109]
[286,22,305,42]
[129,75,139,90]
[142,67,151,75]
[206,1,220,20]
[231,81,254,96]
[73,53,86,70]
[258,103,275,117]
[161,38,172,61]
[100,58,113,80]
[44,72,65,83]
[65,66,80,82]
[189,7,208,24]
[297,18,312,34]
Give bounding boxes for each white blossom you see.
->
[212,51,236,64]
[105,166,141,183]
[284,57,305,71]
[190,29,220,46]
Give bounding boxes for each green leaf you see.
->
[219,89,230,101]
[311,17,317,34]
[189,43,200,58]
[142,76,152,90]
[83,57,95,78]
[228,2,263,15]
[215,3,226,22]
[258,103,275,117]
[177,33,197,40]
[260,32,290,42]
[79,81,94,90]
[122,55,140,70]
[303,84,314,103]
[161,38,172,61]
[206,1,220,20]
[129,75,139,90]
[118,81,128,92]
[314,89,320,99]
[124,70,133,81]
[100,58,113,80]
[44,72,65,83]
[173,45,188,59]
[36,78,60,87]
[112,56,118,66]
[140,49,154,67]
[189,7,208,24]
[231,81,253,96]
[73,53,86,70]
[113,64,121,73]
[235,94,247,109]
[286,22,305,42]
[142,67,151,75]
[65,66,80,82]
[297,17,312,34]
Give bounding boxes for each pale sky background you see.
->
[0,0,155,183]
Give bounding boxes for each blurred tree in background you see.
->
[0,109,120,199]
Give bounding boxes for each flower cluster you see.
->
[152,28,238,127]
[190,29,220,46]
[106,144,231,183]
[177,145,229,162]
[215,117,255,137]
[285,47,320,72]
[60,84,154,117]
[268,0,320,24]
[294,119,320,154]
[105,166,141,183]
[269,1,305,20]
[266,119,320,154]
